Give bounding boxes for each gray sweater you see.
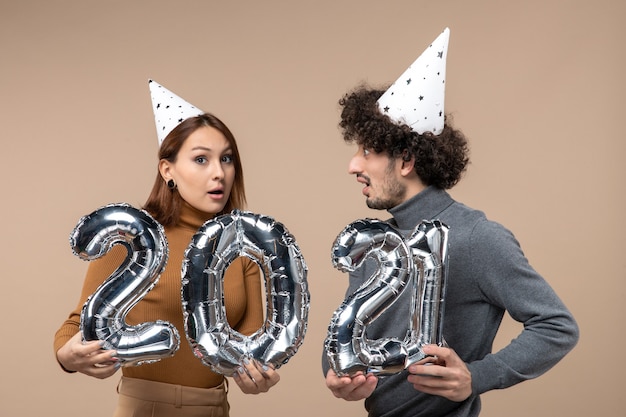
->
[322,186,579,416]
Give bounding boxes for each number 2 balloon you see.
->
[70,203,180,366]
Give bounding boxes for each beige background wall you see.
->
[1,1,623,416]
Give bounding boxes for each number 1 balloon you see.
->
[405,220,449,359]
[324,218,449,376]
[70,203,180,366]
[182,210,309,376]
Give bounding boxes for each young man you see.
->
[322,29,578,417]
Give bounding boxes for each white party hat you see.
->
[377,27,450,135]
[149,80,204,145]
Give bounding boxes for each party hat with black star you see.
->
[377,27,450,135]
[149,80,204,145]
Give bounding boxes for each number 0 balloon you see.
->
[70,203,180,366]
[324,218,449,376]
[182,210,309,376]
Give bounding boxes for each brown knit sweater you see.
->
[54,202,264,388]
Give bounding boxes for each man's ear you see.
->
[399,152,416,177]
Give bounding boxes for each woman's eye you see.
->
[363,148,370,156]
[221,154,233,163]
[195,156,207,164]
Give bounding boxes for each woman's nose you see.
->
[211,163,225,180]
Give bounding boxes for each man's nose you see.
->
[348,154,362,175]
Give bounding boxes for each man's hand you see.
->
[325,369,378,401]
[407,344,472,402]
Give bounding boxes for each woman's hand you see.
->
[231,359,280,394]
[56,332,120,379]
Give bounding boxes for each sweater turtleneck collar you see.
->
[387,186,455,231]
[178,201,216,232]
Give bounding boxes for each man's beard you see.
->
[365,162,406,210]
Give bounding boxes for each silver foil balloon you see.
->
[181,210,309,376]
[324,218,449,376]
[70,203,180,366]
[405,220,450,364]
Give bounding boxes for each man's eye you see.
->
[363,149,370,156]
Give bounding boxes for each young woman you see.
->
[54,113,279,417]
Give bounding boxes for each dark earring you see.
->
[167,179,176,189]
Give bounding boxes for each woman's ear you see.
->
[158,159,172,181]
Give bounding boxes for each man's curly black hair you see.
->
[338,84,470,189]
